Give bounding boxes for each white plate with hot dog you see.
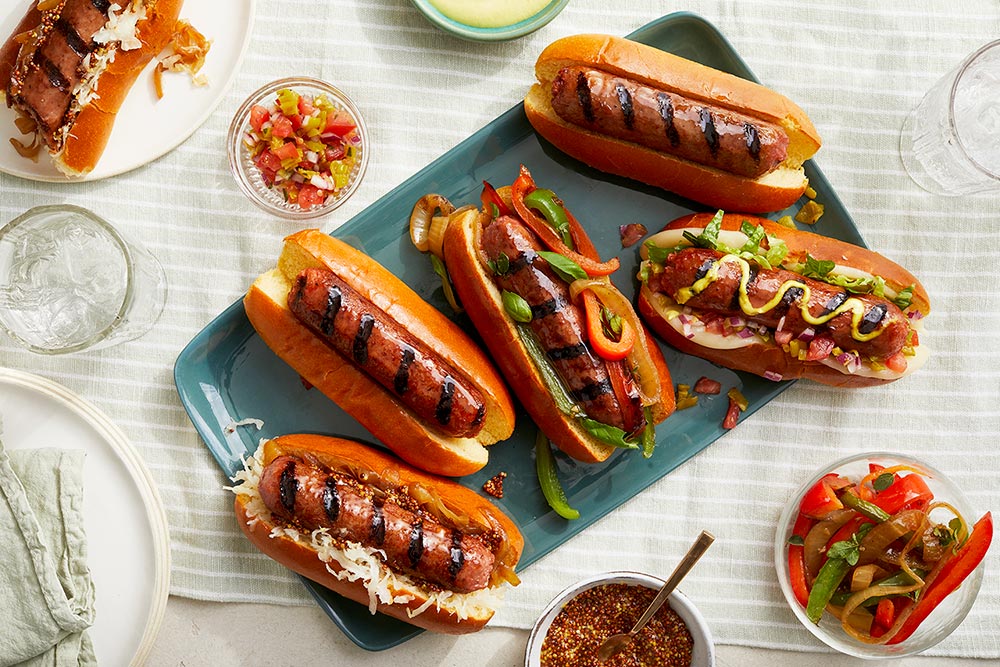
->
[0,0,254,181]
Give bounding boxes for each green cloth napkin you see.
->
[0,441,96,667]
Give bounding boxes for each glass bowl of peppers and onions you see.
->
[775,452,992,658]
[227,77,369,220]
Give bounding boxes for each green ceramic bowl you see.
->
[409,0,570,41]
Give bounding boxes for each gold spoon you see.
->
[595,530,715,663]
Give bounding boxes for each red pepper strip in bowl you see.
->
[788,513,815,607]
[873,473,934,515]
[887,512,993,645]
[510,165,619,277]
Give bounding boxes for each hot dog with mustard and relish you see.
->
[637,212,930,386]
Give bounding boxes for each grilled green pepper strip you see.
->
[640,407,655,458]
[534,430,580,520]
[841,490,892,523]
[806,557,852,623]
[523,188,573,249]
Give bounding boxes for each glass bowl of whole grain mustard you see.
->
[524,571,715,667]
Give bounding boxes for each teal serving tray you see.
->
[174,11,861,651]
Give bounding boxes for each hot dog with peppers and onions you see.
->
[637,212,930,387]
[409,165,675,464]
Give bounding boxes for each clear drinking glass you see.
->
[0,205,167,354]
[900,40,1000,196]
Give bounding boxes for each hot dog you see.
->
[232,434,523,634]
[637,212,931,387]
[410,166,675,464]
[524,34,822,213]
[1,0,184,176]
[243,229,516,477]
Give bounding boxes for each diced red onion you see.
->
[727,316,744,327]
[290,173,305,183]
[683,322,694,339]
[797,327,815,342]
[304,150,319,163]
[908,311,924,320]
[349,134,362,146]
[678,313,691,326]
[763,370,783,382]
[737,327,755,339]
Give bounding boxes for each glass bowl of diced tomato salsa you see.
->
[227,77,369,219]
[775,452,992,658]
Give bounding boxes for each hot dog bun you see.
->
[232,434,523,634]
[443,206,675,463]
[243,229,516,477]
[637,213,930,387]
[524,34,822,213]
[1,0,184,176]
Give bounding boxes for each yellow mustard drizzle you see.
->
[675,254,886,342]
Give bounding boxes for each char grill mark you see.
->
[40,56,69,92]
[820,291,850,318]
[616,82,635,129]
[656,92,681,146]
[370,504,386,546]
[547,342,589,361]
[435,378,455,428]
[353,314,374,364]
[408,521,424,567]
[91,0,112,12]
[698,108,720,156]
[279,461,298,512]
[320,284,342,335]
[55,18,91,57]
[323,478,340,522]
[858,304,888,335]
[448,531,465,579]
[530,296,564,319]
[575,70,595,123]
[394,346,415,394]
[744,123,761,161]
[573,378,614,403]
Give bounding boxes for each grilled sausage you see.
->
[288,267,487,439]
[258,455,496,593]
[6,0,110,145]
[550,66,790,180]
[480,215,630,431]
[648,247,909,358]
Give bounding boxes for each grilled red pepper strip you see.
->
[481,180,511,218]
[510,165,619,277]
[888,512,993,644]
[581,290,635,361]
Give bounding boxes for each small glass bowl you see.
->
[524,571,715,666]
[227,77,369,221]
[409,0,570,42]
[775,452,985,658]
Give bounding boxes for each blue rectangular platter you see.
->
[174,11,862,652]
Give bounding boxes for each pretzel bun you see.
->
[233,434,523,634]
[443,208,675,463]
[243,229,515,477]
[1,0,184,176]
[524,34,822,213]
[637,213,930,387]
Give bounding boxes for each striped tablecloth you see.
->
[1,0,998,658]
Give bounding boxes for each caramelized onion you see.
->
[410,194,454,254]
[857,509,925,566]
[802,508,855,584]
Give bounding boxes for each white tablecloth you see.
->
[1,0,998,658]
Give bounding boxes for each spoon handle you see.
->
[628,530,715,636]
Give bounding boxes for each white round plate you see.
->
[0,0,255,182]
[0,368,170,667]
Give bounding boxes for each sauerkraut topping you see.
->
[92,3,147,51]
[229,443,507,620]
